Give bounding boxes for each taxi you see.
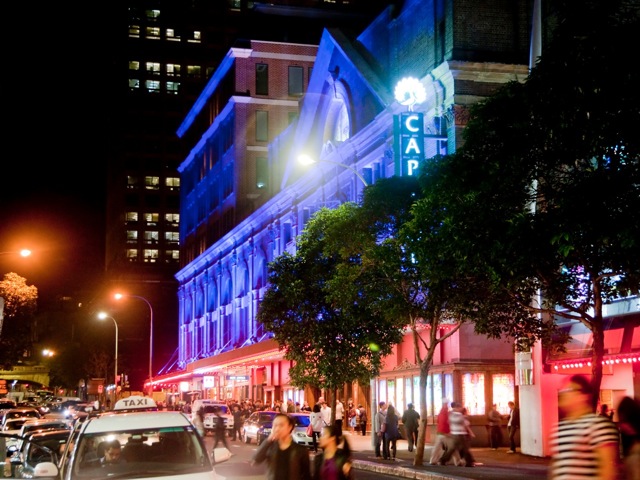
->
[29,396,223,479]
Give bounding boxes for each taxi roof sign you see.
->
[113,395,158,412]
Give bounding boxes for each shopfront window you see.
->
[396,378,405,413]
[492,373,515,414]
[388,379,396,407]
[461,373,485,415]
[379,379,387,404]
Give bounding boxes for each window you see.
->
[166,177,180,189]
[129,25,140,37]
[126,249,138,261]
[146,62,161,75]
[167,82,180,94]
[187,65,201,77]
[188,31,201,43]
[126,230,138,242]
[144,176,160,189]
[126,212,139,222]
[145,80,160,93]
[129,78,140,90]
[256,111,268,142]
[145,27,160,39]
[143,213,159,225]
[129,61,140,71]
[461,373,486,416]
[256,64,268,95]
[143,249,159,262]
[167,64,181,76]
[145,9,160,20]
[288,111,298,125]
[165,213,179,226]
[144,231,159,243]
[256,157,268,189]
[165,232,179,244]
[165,250,180,262]
[288,66,304,96]
[127,176,138,188]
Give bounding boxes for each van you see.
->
[191,400,234,434]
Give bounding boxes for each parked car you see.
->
[12,428,71,478]
[289,413,313,448]
[201,403,234,434]
[241,411,278,445]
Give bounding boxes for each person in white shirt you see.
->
[335,399,345,436]
[319,397,332,428]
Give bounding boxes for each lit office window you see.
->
[165,232,179,243]
[127,176,138,188]
[129,25,140,37]
[144,176,160,189]
[144,231,159,243]
[143,249,159,262]
[145,80,160,93]
[256,63,268,95]
[288,66,304,96]
[165,213,180,225]
[166,250,180,262]
[144,213,159,225]
[126,249,138,261]
[187,65,201,77]
[146,62,161,74]
[167,64,181,76]
[166,177,180,189]
[146,27,160,39]
[129,61,140,71]
[256,157,268,189]
[129,78,140,90]
[166,29,180,41]
[126,211,139,222]
[126,230,138,242]
[193,31,201,41]
[145,9,160,20]
[167,82,180,95]
[256,111,268,142]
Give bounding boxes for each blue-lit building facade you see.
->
[154,0,640,458]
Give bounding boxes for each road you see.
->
[202,434,396,480]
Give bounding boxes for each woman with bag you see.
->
[383,404,400,460]
[309,403,324,453]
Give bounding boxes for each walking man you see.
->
[506,401,519,453]
[401,403,420,452]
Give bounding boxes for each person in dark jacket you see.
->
[252,413,311,480]
[401,403,420,452]
[506,401,520,453]
[383,404,401,460]
[312,424,353,480]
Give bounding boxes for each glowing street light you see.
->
[97,312,119,395]
[114,293,154,397]
[0,249,31,257]
[42,349,54,357]
[298,154,369,187]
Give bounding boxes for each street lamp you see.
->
[298,154,369,187]
[97,312,119,396]
[114,293,154,397]
[0,249,31,257]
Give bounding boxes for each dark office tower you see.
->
[105,0,393,390]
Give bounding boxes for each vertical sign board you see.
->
[398,112,424,177]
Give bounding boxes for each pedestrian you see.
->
[252,413,311,480]
[320,398,332,428]
[193,406,205,437]
[438,402,474,467]
[373,401,387,458]
[383,404,401,460]
[487,403,503,450]
[506,400,520,453]
[429,400,460,466]
[301,401,312,412]
[212,406,231,451]
[616,396,640,480]
[401,403,420,452]
[549,374,620,480]
[311,425,353,480]
[598,404,614,420]
[335,398,345,437]
[231,403,244,441]
[347,400,357,432]
[356,404,367,436]
[310,402,324,453]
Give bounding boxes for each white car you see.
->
[29,396,226,480]
[196,402,234,434]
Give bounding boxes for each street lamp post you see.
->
[298,154,369,187]
[114,293,154,397]
[97,312,119,399]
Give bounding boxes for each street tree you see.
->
[411,0,640,406]
[256,203,404,420]
[0,272,38,370]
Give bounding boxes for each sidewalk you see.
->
[344,433,550,480]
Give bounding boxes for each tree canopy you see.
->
[0,272,38,370]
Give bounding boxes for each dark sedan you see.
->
[241,411,278,445]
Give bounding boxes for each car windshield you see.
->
[71,426,212,479]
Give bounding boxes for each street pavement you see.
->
[346,432,550,480]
